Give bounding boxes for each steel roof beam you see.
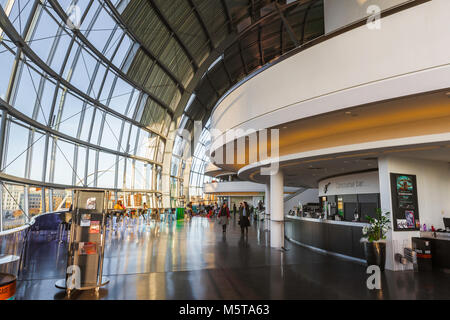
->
[222,59,233,84]
[301,0,319,44]
[206,73,220,98]
[46,0,174,116]
[258,25,264,65]
[238,40,249,74]
[0,6,165,139]
[146,0,199,72]
[275,2,300,47]
[103,0,186,94]
[186,0,215,49]
[220,0,234,33]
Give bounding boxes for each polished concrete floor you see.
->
[16,216,450,300]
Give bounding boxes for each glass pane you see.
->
[97,152,117,188]
[29,130,46,182]
[2,184,26,230]
[4,120,28,178]
[53,139,75,185]
[28,187,43,217]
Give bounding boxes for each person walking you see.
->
[218,202,230,233]
[233,203,237,219]
[239,202,251,236]
[213,202,218,218]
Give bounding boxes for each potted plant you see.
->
[361,208,391,271]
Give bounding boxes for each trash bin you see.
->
[176,207,185,220]
[0,273,16,300]
[412,237,433,272]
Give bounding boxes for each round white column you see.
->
[265,183,270,215]
[264,183,271,230]
[270,170,284,249]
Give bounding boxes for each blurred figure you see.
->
[187,202,193,219]
[114,200,125,210]
[233,203,237,219]
[213,202,218,218]
[218,202,230,233]
[142,202,149,221]
[239,202,251,236]
[152,208,160,222]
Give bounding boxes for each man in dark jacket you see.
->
[239,202,251,235]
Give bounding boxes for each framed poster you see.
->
[390,173,420,231]
[78,242,97,255]
[89,221,100,234]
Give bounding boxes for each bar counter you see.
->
[285,215,369,262]
[418,232,450,270]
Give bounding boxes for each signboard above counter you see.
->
[318,171,380,197]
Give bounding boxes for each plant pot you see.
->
[363,241,386,271]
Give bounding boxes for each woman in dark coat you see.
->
[239,202,251,235]
[218,203,230,233]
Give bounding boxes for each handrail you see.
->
[0,210,69,237]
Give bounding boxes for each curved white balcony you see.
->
[203,181,299,195]
[211,0,450,150]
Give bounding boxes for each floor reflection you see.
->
[15,215,450,300]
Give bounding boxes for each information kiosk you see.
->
[56,190,109,297]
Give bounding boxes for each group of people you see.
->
[112,200,176,223]
[215,201,252,235]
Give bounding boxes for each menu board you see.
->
[390,173,420,231]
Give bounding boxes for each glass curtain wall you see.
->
[0,0,170,230]
[170,117,212,206]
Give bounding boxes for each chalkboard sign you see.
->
[390,173,420,231]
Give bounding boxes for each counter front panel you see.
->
[285,216,368,260]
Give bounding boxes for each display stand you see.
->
[55,190,109,297]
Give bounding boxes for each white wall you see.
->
[324,0,409,33]
[378,156,450,271]
[211,0,450,149]
[284,188,319,215]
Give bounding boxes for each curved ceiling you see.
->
[117,0,325,132]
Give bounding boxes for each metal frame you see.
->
[146,0,199,72]
[0,1,174,231]
[0,0,327,227]
[102,0,187,94]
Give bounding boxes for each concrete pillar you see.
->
[161,121,176,208]
[265,183,270,216]
[270,170,284,249]
[264,183,271,230]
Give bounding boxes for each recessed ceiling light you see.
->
[345,111,358,117]
[282,126,288,129]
